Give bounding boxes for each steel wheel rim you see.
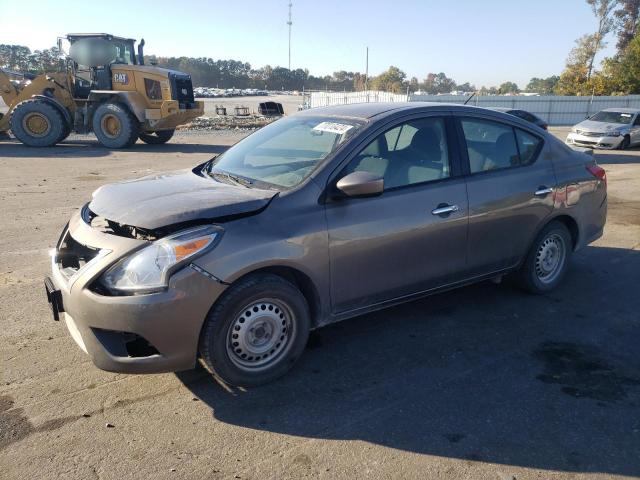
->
[535,233,566,284]
[226,298,296,372]
[101,114,121,138]
[23,113,50,138]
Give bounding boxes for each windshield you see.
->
[111,40,136,64]
[208,116,363,188]
[589,111,634,124]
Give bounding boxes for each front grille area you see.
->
[169,73,195,105]
[56,229,101,280]
[576,130,611,137]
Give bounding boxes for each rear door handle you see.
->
[431,204,459,216]
[534,186,554,197]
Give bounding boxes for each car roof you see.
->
[297,102,530,121]
[601,107,640,113]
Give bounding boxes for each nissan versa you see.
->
[45,103,608,386]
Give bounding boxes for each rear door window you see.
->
[515,129,542,164]
[460,118,541,173]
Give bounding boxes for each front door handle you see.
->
[534,186,554,197]
[431,204,459,216]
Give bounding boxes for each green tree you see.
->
[614,0,640,51]
[498,81,519,94]
[585,0,617,79]
[456,81,476,92]
[525,76,559,94]
[421,72,456,94]
[601,33,640,93]
[370,66,406,93]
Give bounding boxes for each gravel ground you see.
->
[0,127,639,479]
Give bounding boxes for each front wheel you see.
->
[619,135,630,150]
[92,103,139,148]
[199,274,310,387]
[139,129,175,144]
[517,221,572,294]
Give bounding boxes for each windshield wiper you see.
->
[209,170,252,188]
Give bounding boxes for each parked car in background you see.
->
[490,107,548,130]
[566,108,640,149]
[45,104,607,387]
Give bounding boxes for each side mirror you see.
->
[336,171,384,198]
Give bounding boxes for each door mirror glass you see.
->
[336,171,384,197]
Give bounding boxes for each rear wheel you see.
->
[10,99,66,147]
[199,274,310,387]
[139,129,175,145]
[517,221,572,294]
[92,103,139,148]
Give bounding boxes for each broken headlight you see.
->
[101,225,221,294]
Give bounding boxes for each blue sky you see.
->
[0,0,617,88]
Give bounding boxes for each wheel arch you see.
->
[224,265,323,329]
[549,214,580,250]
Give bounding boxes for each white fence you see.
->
[308,90,409,108]
[307,91,640,125]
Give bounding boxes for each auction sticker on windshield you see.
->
[313,122,354,135]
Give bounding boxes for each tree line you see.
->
[0,44,534,95]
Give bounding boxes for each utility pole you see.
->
[365,46,369,91]
[287,2,293,70]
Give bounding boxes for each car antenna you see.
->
[463,91,476,105]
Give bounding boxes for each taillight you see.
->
[586,164,607,187]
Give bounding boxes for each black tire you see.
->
[139,129,175,145]
[92,103,139,148]
[619,135,630,150]
[517,221,572,294]
[199,274,311,387]
[9,99,66,147]
[56,122,72,144]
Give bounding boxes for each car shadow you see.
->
[177,245,640,476]
[0,138,232,158]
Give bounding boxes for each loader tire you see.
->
[92,103,139,148]
[10,99,65,147]
[56,122,72,144]
[139,129,175,145]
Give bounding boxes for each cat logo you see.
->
[113,73,129,84]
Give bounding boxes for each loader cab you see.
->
[66,33,139,98]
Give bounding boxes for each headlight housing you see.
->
[144,78,163,100]
[100,225,221,294]
[608,131,621,137]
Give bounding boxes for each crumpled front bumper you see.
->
[47,209,226,374]
[565,132,624,149]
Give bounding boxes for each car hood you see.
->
[574,119,628,133]
[89,169,277,230]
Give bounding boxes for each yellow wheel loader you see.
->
[0,34,203,148]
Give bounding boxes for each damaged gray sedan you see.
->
[46,103,607,386]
